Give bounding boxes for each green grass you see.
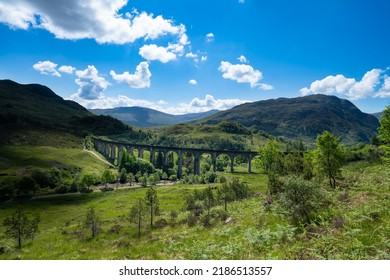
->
[0,145,111,182]
[0,161,389,260]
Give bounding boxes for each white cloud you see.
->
[69,93,161,110]
[300,68,387,100]
[69,93,250,114]
[110,62,151,89]
[259,83,274,90]
[166,94,250,114]
[139,44,176,63]
[206,33,214,42]
[0,0,187,45]
[375,76,390,98]
[238,55,248,63]
[33,60,61,77]
[58,65,76,74]
[189,79,197,85]
[75,65,110,100]
[219,61,269,89]
[138,24,189,63]
[185,52,198,59]
[201,56,208,62]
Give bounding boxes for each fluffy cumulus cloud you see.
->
[33,60,61,77]
[300,68,389,100]
[0,0,186,45]
[238,55,248,63]
[69,94,160,110]
[58,65,76,74]
[110,62,151,89]
[168,94,250,114]
[139,44,177,63]
[219,61,272,90]
[75,65,110,100]
[189,79,197,85]
[206,33,214,42]
[68,93,249,114]
[376,76,390,98]
[138,24,190,63]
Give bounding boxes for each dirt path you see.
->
[83,148,115,167]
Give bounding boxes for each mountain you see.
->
[90,106,219,127]
[372,111,384,120]
[0,79,130,143]
[195,94,380,143]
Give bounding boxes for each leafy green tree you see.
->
[315,131,345,188]
[139,175,148,187]
[17,176,37,195]
[378,105,390,143]
[119,168,127,184]
[204,186,215,216]
[280,177,323,225]
[127,173,135,186]
[84,208,100,238]
[129,199,147,237]
[204,171,217,183]
[145,187,159,228]
[217,183,235,212]
[3,208,40,249]
[284,151,304,175]
[81,174,96,189]
[259,138,283,174]
[101,170,116,186]
[155,151,164,169]
[230,177,251,199]
[378,105,390,161]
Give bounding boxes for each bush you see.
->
[55,185,69,194]
[100,186,114,192]
[169,174,177,181]
[204,171,217,183]
[280,177,324,225]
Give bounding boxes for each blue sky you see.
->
[0,0,389,114]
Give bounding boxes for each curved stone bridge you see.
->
[92,137,258,177]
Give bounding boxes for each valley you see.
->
[0,80,389,260]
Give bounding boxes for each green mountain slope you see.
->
[0,79,130,144]
[196,94,379,143]
[90,106,219,127]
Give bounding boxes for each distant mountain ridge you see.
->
[90,107,219,127]
[195,94,380,143]
[372,111,384,120]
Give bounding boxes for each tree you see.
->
[378,105,390,143]
[280,177,323,225]
[259,138,283,174]
[145,187,159,228]
[119,168,127,184]
[217,183,235,212]
[84,208,100,238]
[17,176,37,195]
[127,173,135,186]
[3,208,40,250]
[81,174,96,190]
[315,131,345,188]
[378,105,390,161]
[129,199,147,237]
[101,170,116,187]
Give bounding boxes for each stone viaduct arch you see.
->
[92,137,258,177]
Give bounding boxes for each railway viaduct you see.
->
[92,137,258,177]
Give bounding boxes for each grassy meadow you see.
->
[0,158,389,260]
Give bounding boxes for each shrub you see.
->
[280,177,324,225]
[169,174,177,181]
